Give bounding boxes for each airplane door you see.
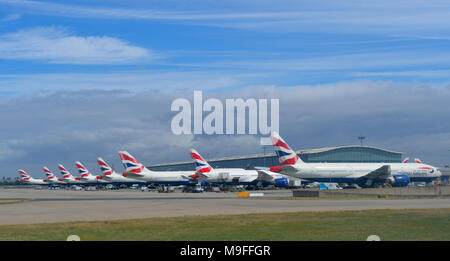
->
[218,172,230,181]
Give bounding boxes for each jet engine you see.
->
[389,174,410,187]
[274,177,289,187]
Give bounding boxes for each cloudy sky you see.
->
[1,0,450,178]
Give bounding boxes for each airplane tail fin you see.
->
[17,169,31,181]
[58,164,72,179]
[402,157,410,163]
[97,157,114,176]
[75,161,92,178]
[270,131,303,165]
[18,169,30,177]
[43,166,55,178]
[118,151,147,175]
[414,158,423,164]
[190,149,213,175]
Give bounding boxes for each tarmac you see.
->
[0,188,449,225]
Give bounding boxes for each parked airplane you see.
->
[119,151,195,185]
[17,169,48,185]
[96,157,141,183]
[43,167,65,184]
[75,161,108,183]
[190,148,290,187]
[58,164,85,184]
[268,131,441,187]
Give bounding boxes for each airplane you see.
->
[267,131,441,187]
[43,167,65,184]
[190,148,290,187]
[96,157,142,184]
[17,169,48,185]
[118,151,196,185]
[58,164,86,184]
[75,161,108,183]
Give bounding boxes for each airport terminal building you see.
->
[148,146,403,171]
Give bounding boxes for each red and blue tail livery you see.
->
[270,131,302,165]
[58,164,72,179]
[118,151,145,174]
[190,149,212,174]
[43,166,56,179]
[75,161,91,177]
[97,157,114,176]
[18,169,31,181]
[17,169,47,184]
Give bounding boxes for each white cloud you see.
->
[1,13,22,21]
[0,27,153,64]
[0,70,261,96]
[199,52,450,72]
[2,0,450,35]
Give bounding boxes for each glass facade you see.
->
[148,146,403,171]
[303,147,401,163]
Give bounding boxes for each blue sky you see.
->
[1,0,450,178]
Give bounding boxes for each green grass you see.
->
[0,208,449,241]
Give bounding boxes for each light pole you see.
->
[262,146,267,167]
[358,136,365,147]
[358,136,365,162]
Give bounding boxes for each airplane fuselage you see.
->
[102,172,141,183]
[61,177,86,184]
[125,170,194,185]
[278,162,440,183]
[21,177,47,185]
[203,168,259,185]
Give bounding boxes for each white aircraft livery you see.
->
[268,131,441,187]
[75,161,108,183]
[96,157,140,183]
[17,169,47,185]
[190,148,290,187]
[119,151,195,185]
[58,164,85,184]
[43,167,65,184]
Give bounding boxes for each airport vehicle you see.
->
[71,185,83,190]
[58,164,86,184]
[43,167,65,184]
[319,183,343,190]
[268,131,441,187]
[17,169,48,185]
[96,157,139,183]
[190,148,289,187]
[75,161,108,183]
[343,184,362,189]
[119,151,196,185]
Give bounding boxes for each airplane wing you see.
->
[256,170,275,182]
[182,172,210,182]
[356,165,391,186]
[195,172,210,181]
